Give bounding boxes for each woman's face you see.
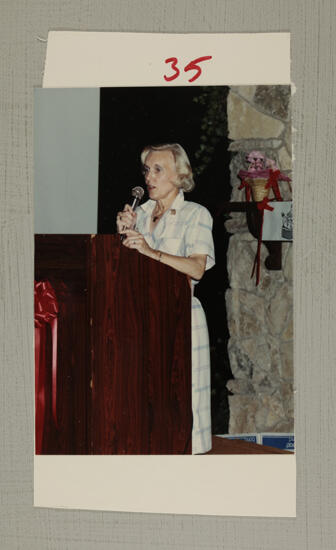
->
[142,150,179,202]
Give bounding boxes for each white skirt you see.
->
[191,296,212,454]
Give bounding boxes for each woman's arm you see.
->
[120,229,207,280]
[154,250,207,280]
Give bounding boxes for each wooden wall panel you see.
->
[35,235,192,454]
[35,235,91,454]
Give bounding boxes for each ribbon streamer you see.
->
[265,169,283,201]
[251,198,274,285]
[34,281,59,453]
[238,179,251,201]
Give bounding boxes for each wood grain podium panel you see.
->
[90,235,192,454]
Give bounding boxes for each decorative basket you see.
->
[245,177,269,202]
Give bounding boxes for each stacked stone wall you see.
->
[225,85,293,434]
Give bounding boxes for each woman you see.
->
[116,143,215,454]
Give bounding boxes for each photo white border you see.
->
[43,31,290,87]
[35,31,295,517]
[35,455,296,516]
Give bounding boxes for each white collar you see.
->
[139,189,185,213]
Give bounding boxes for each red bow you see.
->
[34,281,59,453]
[35,281,59,325]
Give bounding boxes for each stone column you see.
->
[225,85,293,434]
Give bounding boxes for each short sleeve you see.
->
[185,206,215,271]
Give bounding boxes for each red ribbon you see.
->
[251,198,274,286]
[238,179,251,201]
[257,196,275,212]
[265,170,283,201]
[34,281,59,453]
[238,167,291,285]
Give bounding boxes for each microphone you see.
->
[120,186,144,241]
[130,186,145,210]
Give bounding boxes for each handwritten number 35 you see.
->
[164,56,212,83]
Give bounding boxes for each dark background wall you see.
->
[98,86,233,432]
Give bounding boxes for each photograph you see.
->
[34,84,293,456]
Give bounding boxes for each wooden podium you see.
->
[35,235,192,455]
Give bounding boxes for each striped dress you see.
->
[135,190,215,454]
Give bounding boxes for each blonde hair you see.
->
[141,143,195,192]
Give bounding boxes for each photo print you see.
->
[34,31,295,518]
[35,84,293,456]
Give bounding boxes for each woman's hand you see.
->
[121,229,207,280]
[116,204,137,233]
[120,229,156,259]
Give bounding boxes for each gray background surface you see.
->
[34,89,100,233]
[1,1,335,548]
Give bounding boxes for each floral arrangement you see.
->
[238,150,291,203]
[237,151,292,285]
